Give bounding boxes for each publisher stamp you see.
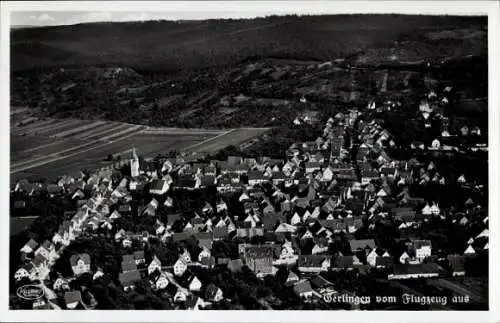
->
[16,284,44,301]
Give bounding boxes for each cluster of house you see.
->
[365,87,487,153]
[12,97,487,308]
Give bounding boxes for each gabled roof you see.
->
[247,171,266,180]
[227,259,244,273]
[121,260,138,272]
[69,253,91,266]
[375,257,394,267]
[293,280,314,295]
[412,239,432,249]
[298,255,331,267]
[64,291,82,305]
[133,250,145,259]
[244,245,279,259]
[205,283,221,299]
[119,270,141,285]
[349,239,376,251]
[199,175,216,186]
[309,275,334,288]
[23,238,39,251]
[447,255,466,272]
[150,180,167,190]
[392,263,441,275]
[332,255,354,268]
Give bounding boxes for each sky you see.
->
[10,11,280,27]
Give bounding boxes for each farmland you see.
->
[10,108,269,182]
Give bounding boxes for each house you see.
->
[150,180,169,195]
[227,259,244,273]
[53,277,70,291]
[35,240,56,261]
[173,258,188,276]
[119,270,141,291]
[457,174,467,184]
[109,210,122,220]
[197,246,211,262]
[200,256,216,268]
[243,245,278,276]
[331,255,361,270]
[380,167,397,178]
[205,284,223,302]
[115,229,126,242]
[162,196,174,208]
[366,249,390,267]
[447,255,466,276]
[154,221,165,235]
[180,249,192,263]
[293,280,316,299]
[14,263,36,281]
[411,141,425,150]
[310,275,336,295]
[13,200,26,209]
[46,184,63,197]
[93,269,104,281]
[349,239,376,253]
[375,256,394,268]
[186,295,206,310]
[388,263,441,280]
[148,255,162,274]
[361,170,378,185]
[20,238,39,254]
[175,176,198,190]
[239,192,250,202]
[118,204,132,214]
[272,172,286,185]
[476,228,488,239]
[213,225,228,240]
[70,253,91,276]
[430,139,441,150]
[297,255,331,273]
[155,272,169,290]
[64,291,83,309]
[464,245,476,255]
[195,232,213,251]
[285,271,300,286]
[305,162,321,174]
[412,240,432,262]
[121,255,138,272]
[174,288,189,303]
[188,275,202,292]
[134,251,146,265]
[247,171,267,186]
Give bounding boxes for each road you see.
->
[182,129,235,151]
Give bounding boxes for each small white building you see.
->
[173,258,187,276]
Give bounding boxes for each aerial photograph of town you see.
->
[7,7,490,312]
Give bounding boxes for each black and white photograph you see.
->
[1,1,499,322]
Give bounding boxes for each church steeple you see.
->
[132,147,138,161]
[130,147,140,177]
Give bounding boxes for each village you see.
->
[10,80,489,310]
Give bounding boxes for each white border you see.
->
[1,1,499,323]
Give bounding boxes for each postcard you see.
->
[1,1,498,322]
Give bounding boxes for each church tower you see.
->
[130,147,139,177]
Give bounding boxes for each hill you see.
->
[11,14,487,73]
[10,14,488,130]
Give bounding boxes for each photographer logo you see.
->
[17,285,44,301]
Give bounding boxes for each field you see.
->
[10,108,269,182]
